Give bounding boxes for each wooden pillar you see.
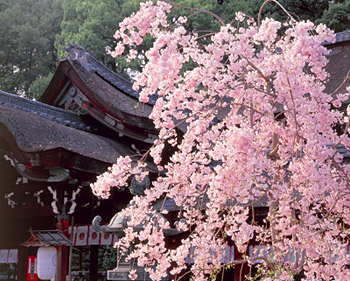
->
[56,245,63,281]
[56,216,70,281]
[17,246,28,281]
[90,245,99,280]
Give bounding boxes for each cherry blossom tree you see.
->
[92,1,350,280]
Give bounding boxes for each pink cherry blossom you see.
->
[92,1,350,280]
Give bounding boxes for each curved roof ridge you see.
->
[64,43,157,105]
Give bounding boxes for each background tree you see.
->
[55,0,153,76]
[0,0,63,99]
[55,0,121,68]
[54,0,350,80]
[318,0,350,32]
[1,0,350,99]
[92,1,350,280]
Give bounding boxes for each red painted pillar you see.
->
[56,217,69,281]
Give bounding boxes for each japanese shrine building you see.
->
[0,44,159,281]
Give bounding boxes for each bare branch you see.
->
[268,133,280,160]
[330,70,350,97]
[258,0,296,28]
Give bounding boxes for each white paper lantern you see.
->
[37,246,57,280]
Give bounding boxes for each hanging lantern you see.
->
[37,246,57,280]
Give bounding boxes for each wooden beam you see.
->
[0,205,54,219]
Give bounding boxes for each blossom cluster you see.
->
[91,156,148,199]
[92,1,350,280]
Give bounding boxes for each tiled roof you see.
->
[334,30,350,44]
[0,105,132,162]
[40,45,157,134]
[0,90,97,133]
[64,43,158,105]
[0,93,137,173]
[324,30,350,46]
[0,90,159,174]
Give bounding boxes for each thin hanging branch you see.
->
[165,1,226,26]
[258,0,296,27]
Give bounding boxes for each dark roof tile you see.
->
[0,90,97,133]
[64,43,158,105]
[324,30,350,46]
[0,104,133,164]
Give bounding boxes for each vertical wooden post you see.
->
[67,216,74,281]
[17,246,28,281]
[55,245,63,281]
[56,216,70,281]
[90,245,99,280]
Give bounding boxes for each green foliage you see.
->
[1,0,350,99]
[0,263,17,280]
[318,0,350,32]
[71,246,91,272]
[100,245,118,270]
[263,0,350,32]
[276,0,330,21]
[171,0,263,30]
[0,0,63,98]
[212,0,350,32]
[29,72,54,100]
[55,0,131,71]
